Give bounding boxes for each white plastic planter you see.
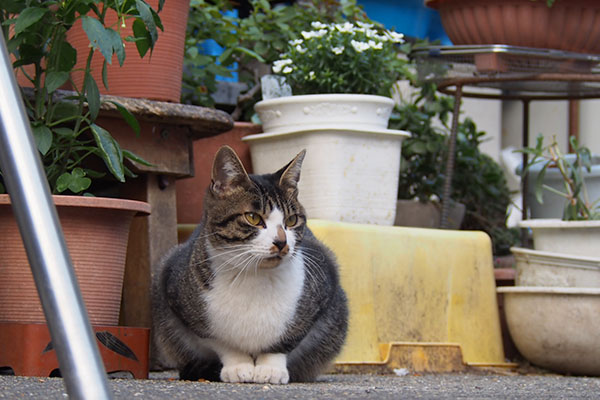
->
[246,94,410,226]
[511,246,600,287]
[519,219,600,258]
[527,154,600,219]
[499,286,600,376]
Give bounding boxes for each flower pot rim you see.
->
[0,194,151,215]
[511,246,600,269]
[242,126,410,141]
[519,218,600,228]
[255,93,395,108]
[498,286,600,295]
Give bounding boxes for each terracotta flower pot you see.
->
[426,0,600,54]
[0,195,150,326]
[67,0,190,102]
[175,122,259,225]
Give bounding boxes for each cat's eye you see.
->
[244,212,263,226]
[285,214,298,227]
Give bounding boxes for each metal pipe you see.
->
[440,84,463,229]
[0,32,112,400]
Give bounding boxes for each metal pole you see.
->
[0,33,112,399]
[440,84,463,229]
[521,99,530,247]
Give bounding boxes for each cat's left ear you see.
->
[277,149,306,195]
[211,145,251,197]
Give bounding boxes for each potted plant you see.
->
[512,135,600,286]
[243,20,410,225]
[1,1,154,326]
[66,0,191,103]
[425,0,600,54]
[499,135,600,376]
[391,86,518,256]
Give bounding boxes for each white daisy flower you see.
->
[282,66,293,74]
[351,40,370,53]
[356,21,374,29]
[368,40,383,50]
[272,59,293,73]
[308,71,315,80]
[295,45,307,54]
[331,46,345,55]
[289,39,303,46]
[335,22,354,33]
[311,21,328,30]
[385,30,405,43]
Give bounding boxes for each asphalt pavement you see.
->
[0,369,599,399]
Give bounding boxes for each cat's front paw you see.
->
[220,363,255,383]
[253,364,289,384]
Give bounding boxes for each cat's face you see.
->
[203,146,306,270]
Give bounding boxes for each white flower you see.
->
[385,30,405,43]
[331,46,344,55]
[282,66,293,74]
[335,22,354,33]
[308,71,315,80]
[368,40,383,50]
[351,40,370,53]
[272,58,293,73]
[301,29,328,39]
[356,21,374,29]
[295,44,307,54]
[311,21,328,30]
[289,39,303,46]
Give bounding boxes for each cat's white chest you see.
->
[205,255,305,354]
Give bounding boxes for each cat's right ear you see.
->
[211,146,251,197]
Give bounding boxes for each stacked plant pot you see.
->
[498,220,600,376]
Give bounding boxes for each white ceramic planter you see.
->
[498,286,600,376]
[519,219,600,258]
[511,246,600,287]
[246,94,410,226]
[527,154,600,219]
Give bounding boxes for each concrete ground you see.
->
[1,368,599,399]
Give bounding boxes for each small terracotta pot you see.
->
[426,0,600,54]
[175,122,259,225]
[67,0,190,102]
[0,195,150,326]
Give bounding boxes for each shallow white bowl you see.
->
[498,286,600,376]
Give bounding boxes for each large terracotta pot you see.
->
[426,0,600,54]
[0,195,150,326]
[67,0,190,102]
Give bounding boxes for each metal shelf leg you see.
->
[441,84,463,229]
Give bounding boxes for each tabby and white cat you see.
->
[151,146,348,384]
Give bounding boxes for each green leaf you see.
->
[56,169,92,194]
[53,127,76,137]
[45,71,69,93]
[135,0,158,44]
[56,41,77,72]
[107,101,140,135]
[106,28,125,66]
[81,16,113,64]
[131,19,151,58]
[84,75,100,120]
[90,123,125,182]
[14,7,47,35]
[101,59,109,90]
[32,125,52,155]
[123,149,153,166]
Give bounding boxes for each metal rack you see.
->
[413,45,600,230]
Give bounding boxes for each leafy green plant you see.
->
[1,0,159,195]
[182,0,381,114]
[391,86,517,255]
[519,135,600,220]
[272,20,407,96]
